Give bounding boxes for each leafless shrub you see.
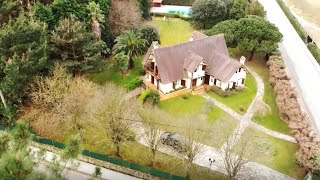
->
[87,83,137,157]
[139,107,169,167]
[268,55,320,171]
[180,119,205,179]
[29,65,99,139]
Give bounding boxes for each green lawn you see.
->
[159,94,238,147]
[239,128,304,179]
[87,57,144,87]
[207,74,258,115]
[245,57,292,135]
[149,17,195,46]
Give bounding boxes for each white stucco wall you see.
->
[206,67,246,90]
[159,82,174,94]
[227,68,246,87]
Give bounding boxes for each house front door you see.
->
[232,82,236,89]
[204,75,210,85]
[151,76,154,84]
[192,79,197,87]
[172,82,176,89]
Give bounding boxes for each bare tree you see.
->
[180,118,205,179]
[109,0,142,36]
[88,83,136,157]
[222,136,249,179]
[139,107,168,167]
[219,128,262,179]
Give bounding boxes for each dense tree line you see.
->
[0,0,158,126]
[190,0,265,29]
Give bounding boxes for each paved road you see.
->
[259,0,320,133]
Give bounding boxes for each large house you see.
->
[142,32,246,94]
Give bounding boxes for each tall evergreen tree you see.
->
[51,15,107,73]
[0,13,49,124]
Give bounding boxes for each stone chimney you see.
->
[240,56,246,65]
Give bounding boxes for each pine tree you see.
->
[0,13,49,124]
[51,15,107,73]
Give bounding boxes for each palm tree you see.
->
[87,2,104,39]
[113,30,148,68]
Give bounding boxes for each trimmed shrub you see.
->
[139,89,160,106]
[125,77,143,91]
[150,12,190,21]
[209,86,235,97]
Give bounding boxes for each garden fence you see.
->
[0,125,188,180]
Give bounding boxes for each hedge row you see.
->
[275,0,307,41]
[307,43,320,64]
[267,55,320,171]
[162,0,195,6]
[151,12,190,21]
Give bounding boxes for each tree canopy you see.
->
[190,0,228,29]
[228,0,250,20]
[0,14,49,124]
[113,30,147,68]
[205,19,238,47]
[234,15,283,60]
[51,15,107,73]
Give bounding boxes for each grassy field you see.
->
[149,17,195,46]
[207,74,257,115]
[286,0,320,27]
[87,57,144,87]
[159,94,238,148]
[245,57,292,135]
[239,127,304,179]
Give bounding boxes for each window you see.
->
[239,68,241,72]
[202,65,206,71]
[194,68,197,72]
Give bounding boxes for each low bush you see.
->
[139,89,160,106]
[182,94,189,100]
[125,77,143,91]
[209,86,236,98]
[308,43,320,64]
[268,54,320,172]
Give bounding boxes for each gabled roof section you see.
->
[154,34,229,84]
[192,31,208,41]
[142,41,159,65]
[205,51,242,82]
[183,51,204,72]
